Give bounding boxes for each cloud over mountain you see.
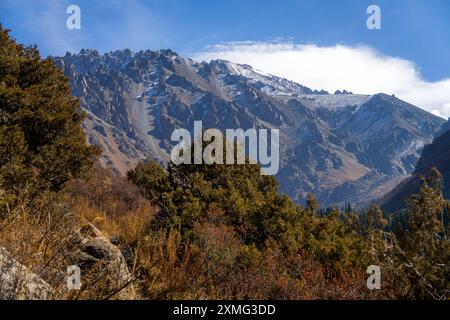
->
[55,49,445,207]
[193,41,450,118]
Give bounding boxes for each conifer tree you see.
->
[0,25,99,194]
[398,168,449,299]
[373,169,449,299]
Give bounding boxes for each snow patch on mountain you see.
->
[299,94,372,111]
[54,48,446,207]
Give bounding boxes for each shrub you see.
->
[0,25,99,195]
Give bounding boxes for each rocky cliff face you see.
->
[54,49,445,207]
[381,120,450,212]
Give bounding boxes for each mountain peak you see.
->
[54,49,445,207]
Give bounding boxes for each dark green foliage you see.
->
[128,150,370,277]
[397,169,449,298]
[0,25,99,194]
[128,157,304,252]
[127,161,172,207]
[369,168,449,299]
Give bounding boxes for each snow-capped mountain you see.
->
[54,49,446,207]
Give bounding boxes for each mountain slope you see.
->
[54,49,445,207]
[380,120,450,212]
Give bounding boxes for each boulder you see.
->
[73,223,138,299]
[0,247,54,300]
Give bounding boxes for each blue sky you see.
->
[1,0,449,80]
[1,0,450,116]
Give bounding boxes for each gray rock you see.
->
[73,223,138,299]
[380,128,450,212]
[0,247,54,300]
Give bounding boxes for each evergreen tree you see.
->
[398,168,449,299]
[371,169,450,299]
[128,156,303,252]
[306,193,319,216]
[0,25,99,194]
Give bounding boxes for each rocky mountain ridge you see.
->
[381,119,450,212]
[54,49,446,207]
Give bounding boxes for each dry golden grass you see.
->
[0,192,78,298]
[0,163,154,300]
[1,164,388,300]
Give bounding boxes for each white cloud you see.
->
[193,41,450,119]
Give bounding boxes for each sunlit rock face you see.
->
[55,49,445,208]
[381,120,450,212]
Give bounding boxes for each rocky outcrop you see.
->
[73,223,138,300]
[0,222,138,300]
[0,247,54,300]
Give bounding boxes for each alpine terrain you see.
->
[381,119,450,212]
[54,49,446,207]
